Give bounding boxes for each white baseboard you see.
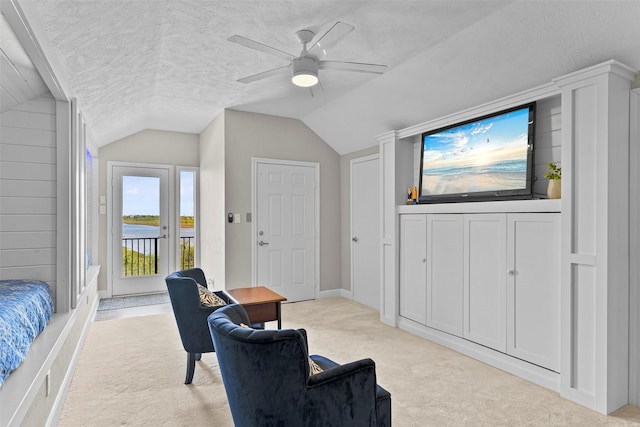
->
[318,288,352,299]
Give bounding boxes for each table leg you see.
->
[277,302,282,329]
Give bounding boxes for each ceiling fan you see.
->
[228,21,387,88]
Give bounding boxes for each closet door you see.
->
[399,214,427,324]
[506,213,560,371]
[464,214,507,352]
[426,214,463,336]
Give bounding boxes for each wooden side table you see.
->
[225,286,287,329]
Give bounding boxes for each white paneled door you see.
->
[350,154,380,310]
[255,160,317,302]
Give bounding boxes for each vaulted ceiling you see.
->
[5,1,640,154]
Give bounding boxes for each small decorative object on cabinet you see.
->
[544,163,561,199]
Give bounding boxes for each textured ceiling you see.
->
[19,1,640,153]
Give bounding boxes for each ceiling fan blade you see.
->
[236,65,290,84]
[228,35,294,61]
[319,60,387,74]
[307,21,354,57]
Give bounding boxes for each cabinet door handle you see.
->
[422,258,426,263]
[508,270,518,276]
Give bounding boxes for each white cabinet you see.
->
[399,214,427,324]
[506,213,560,372]
[399,211,560,372]
[463,214,507,352]
[383,62,634,414]
[426,214,463,336]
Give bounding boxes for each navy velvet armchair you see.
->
[208,303,391,427]
[165,268,230,384]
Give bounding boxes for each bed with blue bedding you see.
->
[0,280,54,387]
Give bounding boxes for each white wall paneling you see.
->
[0,96,58,305]
[533,96,562,196]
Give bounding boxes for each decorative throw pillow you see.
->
[197,284,227,307]
[309,357,323,376]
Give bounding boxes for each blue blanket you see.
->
[0,280,54,387]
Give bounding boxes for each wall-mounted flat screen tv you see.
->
[419,102,535,203]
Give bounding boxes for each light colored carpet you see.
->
[59,297,640,426]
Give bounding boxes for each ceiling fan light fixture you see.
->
[291,57,319,87]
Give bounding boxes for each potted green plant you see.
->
[544,162,561,199]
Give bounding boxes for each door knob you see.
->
[352,237,358,242]
[258,240,269,246]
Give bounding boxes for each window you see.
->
[178,168,198,269]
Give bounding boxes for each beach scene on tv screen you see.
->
[421,107,530,196]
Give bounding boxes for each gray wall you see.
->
[339,145,380,293]
[97,129,200,293]
[199,112,226,288]
[199,109,342,292]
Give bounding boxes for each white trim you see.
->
[251,158,320,299]
[70,100,86,309]
[318,288,351,299]
[391,82,559,140]
[397,199,561,214]
[629,87,640,406]
[55,100,71,312]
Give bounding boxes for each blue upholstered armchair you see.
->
[208,304,391,427]
[165,268,230,384]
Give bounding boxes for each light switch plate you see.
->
[234,213,241,223]
[99,195,106,204]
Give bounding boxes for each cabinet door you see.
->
[506,213,560,372]
[399,214,427,324]
[464,214,507,352]
[426,214,464,336]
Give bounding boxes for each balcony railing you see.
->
[122,236,194,276]
[179,236,195,271]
